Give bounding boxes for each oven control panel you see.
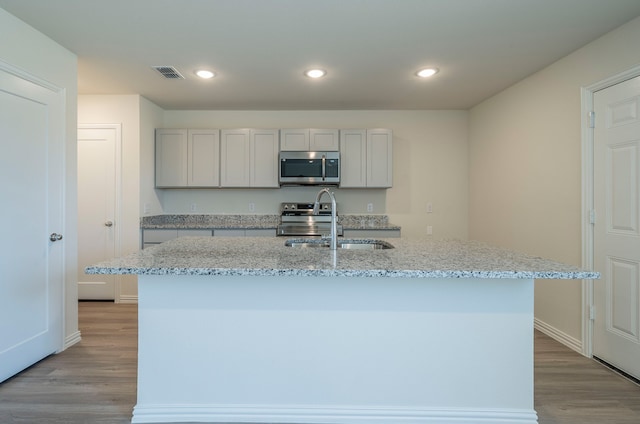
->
[280,203,333,213]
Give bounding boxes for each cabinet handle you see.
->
[49,233,63,242]
[105,221,114,227]
[321,154,326,181]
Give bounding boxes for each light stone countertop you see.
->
[86,236,599,280]
[140,214,401,231]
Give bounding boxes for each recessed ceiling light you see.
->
[416,68,439,78]
[305,69,326,78]
[195,70,215,79]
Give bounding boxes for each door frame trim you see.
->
[78,123,123,301]
[581,64,640,357]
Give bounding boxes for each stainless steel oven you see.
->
[278,151,340,186]
[277,202,343,236]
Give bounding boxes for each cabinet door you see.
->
[155,129,188,187]
[177,229,213,237]
[142,229,179,246]
[220,129,251,187]
[339,129,367,188]
[251,129,279,187]
[280,129,309,151]
[310,129,339,151]
[214,229,246,237]
[188,129,220,187]
[245,229,277,237]
[342,229,401,238]
[367,129,393,188]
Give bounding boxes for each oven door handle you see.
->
[321,154,326,181]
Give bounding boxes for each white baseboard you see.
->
[534,317,583,354]
[132,404,538,424]
[118,294,138,304]
[64,330,82,350]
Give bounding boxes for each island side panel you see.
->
[133,275,537,424]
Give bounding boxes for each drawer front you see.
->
[143,229,178,243]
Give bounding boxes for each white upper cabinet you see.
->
[220,129,251,187]
[310,129,339,150]
[366,129,393,188]
[339,129,367,188]
[156,129,188,187]
[250,129,279,187]
[156,127,390,189]
[221,129,279,187]
[340,129,392,188]
[280,128,339,151]
[188,129,220,187]
[155,129,220,188]
[280,129,309,151]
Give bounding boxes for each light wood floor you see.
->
[1,301,639,423]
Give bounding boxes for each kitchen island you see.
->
[86,237,597,424]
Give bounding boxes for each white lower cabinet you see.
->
[142,229,213,249]
[214,229,277,237]
[213,229,246,237]
[340,129,392,188]
[142,228,277,248]
[221,129,279,187]
[342,229,401,238]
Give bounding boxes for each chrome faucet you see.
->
[312,188,338,250]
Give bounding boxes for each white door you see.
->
[593,75,640,379]
[0,68,65,382]
[77,126,120,300]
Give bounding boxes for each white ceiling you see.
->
[2,0,640,110]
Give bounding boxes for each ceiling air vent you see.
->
[152,66,185,79]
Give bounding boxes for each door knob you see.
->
[105,221,113,227]
[49,233,63,242]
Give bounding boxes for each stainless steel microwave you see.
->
[278,151,340,186]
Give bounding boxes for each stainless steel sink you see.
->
[285,238,394,250]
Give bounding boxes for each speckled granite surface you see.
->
[140,214,401,230]
[140,214,281,229]
[86,236,598,280]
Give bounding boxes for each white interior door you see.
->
[77,125,120,300]
[593,75,640,379]
[0,67,64,382]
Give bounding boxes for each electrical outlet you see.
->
[248,202,256,212]
[190,203,197,212]
[427,226,433,235]
[367,203,373,213]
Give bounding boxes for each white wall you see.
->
[162,110,469,240]
[468,16,640,343]
[140,96,165,217]
[0,8,78,345]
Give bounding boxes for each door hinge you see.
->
[588,111,596,129]
[589,305,596,321]
[589,209,596,225]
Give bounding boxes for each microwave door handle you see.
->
[321,155,326,181]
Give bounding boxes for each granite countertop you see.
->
[140,214,401,231]
[86,236,598,280]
